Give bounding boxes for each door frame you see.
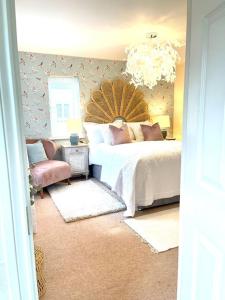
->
[177,0,191,296]
[0,0,38,299]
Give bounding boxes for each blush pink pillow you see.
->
[141,123,164,141]
[41,139,57,160]
[109,124,132,145]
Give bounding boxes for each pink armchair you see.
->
[27,139,71,198]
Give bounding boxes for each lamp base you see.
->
[70,133,79,145]
[161,130,167,139]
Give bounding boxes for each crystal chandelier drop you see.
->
[124,34,180,89]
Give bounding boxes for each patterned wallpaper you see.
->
[19,51,174,138]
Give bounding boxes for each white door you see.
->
[178,0,225,299]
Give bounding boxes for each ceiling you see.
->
[15,0,187,61]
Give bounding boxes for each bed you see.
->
[84,79,181,217]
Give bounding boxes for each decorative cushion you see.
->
[31,160,71,188]
[41,139,57,160]
[27,141,48,165]
[84,120,135,145]
[109,124,132,145]
[100,120,134,144]
[141,123,164,141]
[99,120,122,144]
[127,121,152,141]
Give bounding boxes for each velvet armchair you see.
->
[27,139,71,198]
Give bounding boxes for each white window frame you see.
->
[48,76,81,139]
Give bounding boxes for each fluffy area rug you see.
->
[124,206,179,253]
[47,179,126,222]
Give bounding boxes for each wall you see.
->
[143,83,174,137]
[19,51,174,138]
[173,63,185,140]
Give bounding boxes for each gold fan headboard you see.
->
[85,79,149,123]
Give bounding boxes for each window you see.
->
[48,77,81,138]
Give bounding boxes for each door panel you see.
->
[194,235,223,300]
[178,1,225,299]
[199,5,225,189]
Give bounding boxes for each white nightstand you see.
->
[61,143,89,179]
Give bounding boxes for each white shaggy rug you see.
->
[125,206,179,253]
[47,179,126,222]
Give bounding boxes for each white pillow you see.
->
[83,122,104,144]
[128,127,135,140]
[127,121,152,141]
[99,124,113,145]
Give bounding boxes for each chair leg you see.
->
[40,189,44,199]
[67,178,71,185]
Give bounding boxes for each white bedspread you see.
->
[89,141,181,217]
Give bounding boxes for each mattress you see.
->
[90,164,180,209]
[89,141,181,216]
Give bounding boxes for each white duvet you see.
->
[89,141,181,217]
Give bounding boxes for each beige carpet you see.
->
[34,191,178,300]
[125,206,179,253]
[47,179,126,222]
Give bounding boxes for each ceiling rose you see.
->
[124,34,181,89]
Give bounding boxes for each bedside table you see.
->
[61,143,89,179]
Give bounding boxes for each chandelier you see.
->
[124,34,180,89]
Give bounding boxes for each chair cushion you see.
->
[31,160,71,188]
[27,141,48,164]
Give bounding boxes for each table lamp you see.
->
[67,119,82,145]
[151,115,170,139]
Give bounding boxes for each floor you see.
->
[34,191,178,300]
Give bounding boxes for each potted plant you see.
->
[29,172,40,233]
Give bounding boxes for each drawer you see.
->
[64,147,87,155]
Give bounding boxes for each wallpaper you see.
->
[19,51,174,138]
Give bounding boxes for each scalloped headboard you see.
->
[85,79,149,123]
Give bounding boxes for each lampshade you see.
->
[152,115,170,129]
[67,119,82,134]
